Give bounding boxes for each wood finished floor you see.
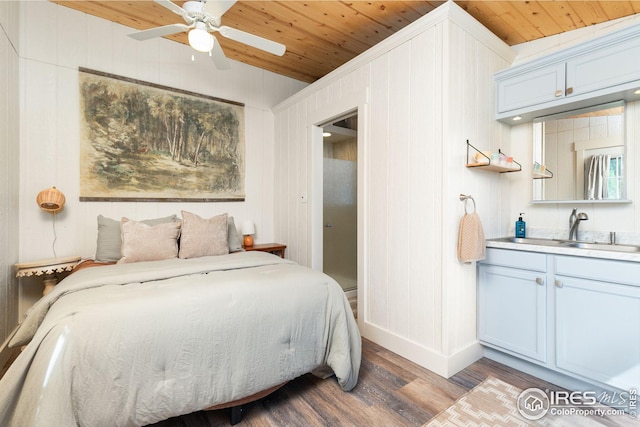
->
[4,338,632,426]
[148,338,571,427]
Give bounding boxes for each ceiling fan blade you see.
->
[210,37,231,70]
[128,23,192,41]
[153,0,192,21]
[218,26,286,56]
[203,0,237,18]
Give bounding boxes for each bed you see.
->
[0,213,361,427]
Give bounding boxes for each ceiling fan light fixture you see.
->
[188,23,214,52]
[128,0,285,69]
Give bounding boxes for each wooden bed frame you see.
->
[206,382,288,424]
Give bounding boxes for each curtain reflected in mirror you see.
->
[585,153,623,200]
[533,101,627,203]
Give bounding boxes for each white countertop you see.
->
[486,238,640,263]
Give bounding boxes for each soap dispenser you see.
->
[515,213,526,238]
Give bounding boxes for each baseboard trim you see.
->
[361,322,482,378]
[444,341,484,377]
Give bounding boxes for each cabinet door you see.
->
[555,275,640,391]
[566,36,640,97]
[496,63,565,114]
[478,264,547,362]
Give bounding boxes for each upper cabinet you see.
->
[497,63,565,114]
[495,23,640,124]
[566,35,640,97]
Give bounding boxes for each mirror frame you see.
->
[532,101,631,204]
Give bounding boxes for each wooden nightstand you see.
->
[15,256,82,296]
[243,243,287,258]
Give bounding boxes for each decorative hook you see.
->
[459,194,476,214]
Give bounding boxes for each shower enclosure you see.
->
[323,158,357,291]
[322,114,357,293]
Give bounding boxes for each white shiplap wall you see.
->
[273,2,514,377]
[16,1,307,316]
[0,1,21,344]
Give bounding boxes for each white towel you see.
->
[457,212,486,263]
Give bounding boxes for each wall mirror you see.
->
[532,101,629,203]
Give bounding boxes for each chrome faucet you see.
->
[569,208,577,232]
[568,209,589,241]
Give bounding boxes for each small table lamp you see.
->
[241,220,255,248]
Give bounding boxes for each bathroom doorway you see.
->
[322,113,358,300]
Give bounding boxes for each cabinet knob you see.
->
[566,87,574,95]
[555,280,563,288]
[555,89,563,97]
[536,277,544,285]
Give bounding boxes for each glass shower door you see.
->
[323,158,357,292]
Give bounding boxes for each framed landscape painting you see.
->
[78,68,245,202]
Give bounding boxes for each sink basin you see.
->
[490,237,640,253]
[490,237,566,246]
[562,241,640,253]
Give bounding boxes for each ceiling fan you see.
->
[128,0,286,70]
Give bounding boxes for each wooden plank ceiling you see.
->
[51,1,640,83]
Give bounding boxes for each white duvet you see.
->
[0,251,361,427]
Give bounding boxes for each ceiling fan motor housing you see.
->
[184,1,222,27]
[183,1,206,19]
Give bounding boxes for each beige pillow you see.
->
[96,214,178,262]
[179,211,229,259]
[117,218,181,264]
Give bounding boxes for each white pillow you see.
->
[117,218,181,264]
[179,211,229,259]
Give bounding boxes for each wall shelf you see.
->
[533,162,553,179]
[533,170,554,179]
[465,140,521,173]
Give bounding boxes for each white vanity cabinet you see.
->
[477,249,547,363]
[554,256,640,391]
[495,22,640,123]
[479,247,640,393]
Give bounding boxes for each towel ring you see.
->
[459,194,476,214]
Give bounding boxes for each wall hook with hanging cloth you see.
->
[457,194,486,263]
[459,194,476,214]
